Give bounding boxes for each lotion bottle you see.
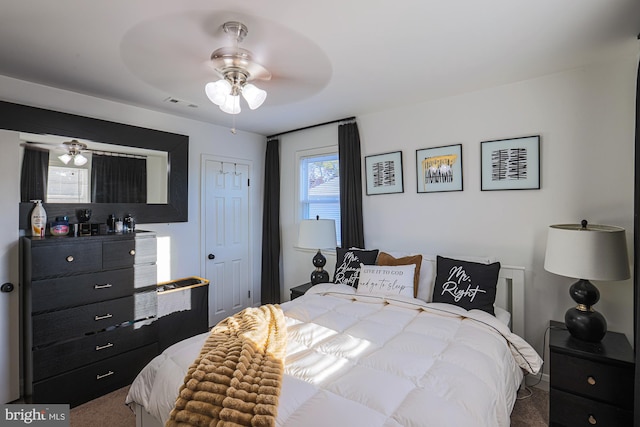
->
[30,200,47,237]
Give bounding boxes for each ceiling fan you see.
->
[204,21,272,115]
[23,139,92,166]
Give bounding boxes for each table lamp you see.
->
[297,216,337,285]
[544,220,629,342]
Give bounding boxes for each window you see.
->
[47,166,90,203]
[300,152,341,245]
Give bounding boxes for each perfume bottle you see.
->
[124,214,135,232]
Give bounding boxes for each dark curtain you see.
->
[91,154,147,203]
[338,122,365,248]
[21,146,49,202]
[261,139,281,304]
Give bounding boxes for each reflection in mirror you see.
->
[19,133,168,204]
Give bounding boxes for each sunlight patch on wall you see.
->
[157,235,172,282]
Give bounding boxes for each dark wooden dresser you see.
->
[22,231,159,407]
[549,320,634,426]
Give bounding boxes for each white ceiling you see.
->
[1,1,638,136]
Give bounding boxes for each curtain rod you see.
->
[267,116,356,140]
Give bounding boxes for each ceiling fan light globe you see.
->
[220,94,241,114]
[205,80,231,106]
[241,83,267,110]
[74,154,88,166]
[58,153,72,164]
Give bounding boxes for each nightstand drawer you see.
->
[550,351,633,408]
[550,388,632,427]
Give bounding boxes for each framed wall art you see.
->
[481,135,540,191]
[416,144,463,193]
[365,151,404,195]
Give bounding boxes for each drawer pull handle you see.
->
[129,249,136,256]
[94,283,113,290]
[66,255,74,262]
[96,371,114,380]
[588,414,597,425]
[95,342,114,351]
[94,314,113,321]
[587,376,596,386]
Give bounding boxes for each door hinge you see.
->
[248,290,251,299]
[247,178,250,187]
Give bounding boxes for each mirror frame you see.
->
[0,100,188,228]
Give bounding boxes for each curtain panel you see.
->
[21,146,49,202]
[338,122,365,249]
[261,138,282,304]
[91,154,147,203]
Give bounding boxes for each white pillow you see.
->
[357,263,416,298]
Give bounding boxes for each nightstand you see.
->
[549,320,634,426]
[290,282,313,300]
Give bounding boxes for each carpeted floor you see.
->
[70,385,549,426]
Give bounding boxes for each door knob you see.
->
[208,254,216,260]
[1,283,14,293]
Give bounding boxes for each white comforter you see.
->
[126,283,542,427]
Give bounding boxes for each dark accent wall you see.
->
[0,100,188,226]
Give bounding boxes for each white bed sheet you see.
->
[126,284,541,427]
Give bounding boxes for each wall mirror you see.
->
[20,133,169,204]
[0,100,188,228]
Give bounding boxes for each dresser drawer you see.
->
[31,241,102,279]
[550,351,633,408]
[135,263,158,289]
[135,235,158,265]
[103,239,136,269]
[31,268,135,313]
[32,291,157,347]
[32,343,158,407]
[550,388,633,427]
[33,318,157,380]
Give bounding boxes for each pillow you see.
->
[432,256,500,315]
[357,263,416,298]
[377,252,422,298]
[333,248,379,287]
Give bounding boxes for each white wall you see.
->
[281,52,638,378]
[280,125,340,297]
[0,75,266,304]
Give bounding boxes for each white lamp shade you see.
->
[297,219,337,250]
[241,83,267,110]
[544,223,630,281]
[205,80,231,106]
[73,153,88,166]
[220,94,241,114]
[58,153,72,164]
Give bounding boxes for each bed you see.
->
[126,252,541,427]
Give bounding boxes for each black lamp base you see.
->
[565,279,607,342]
[565,307,607,342]
[310,249,329,285]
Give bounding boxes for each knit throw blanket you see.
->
[166,304,287,427]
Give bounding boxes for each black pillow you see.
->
[432,256,500,315]
[333,248,379,288]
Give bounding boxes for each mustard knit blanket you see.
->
[166,304,287,427]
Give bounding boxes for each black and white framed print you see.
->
[365,151,404,195]
[481,135,540,191]
[416,144,463,193]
